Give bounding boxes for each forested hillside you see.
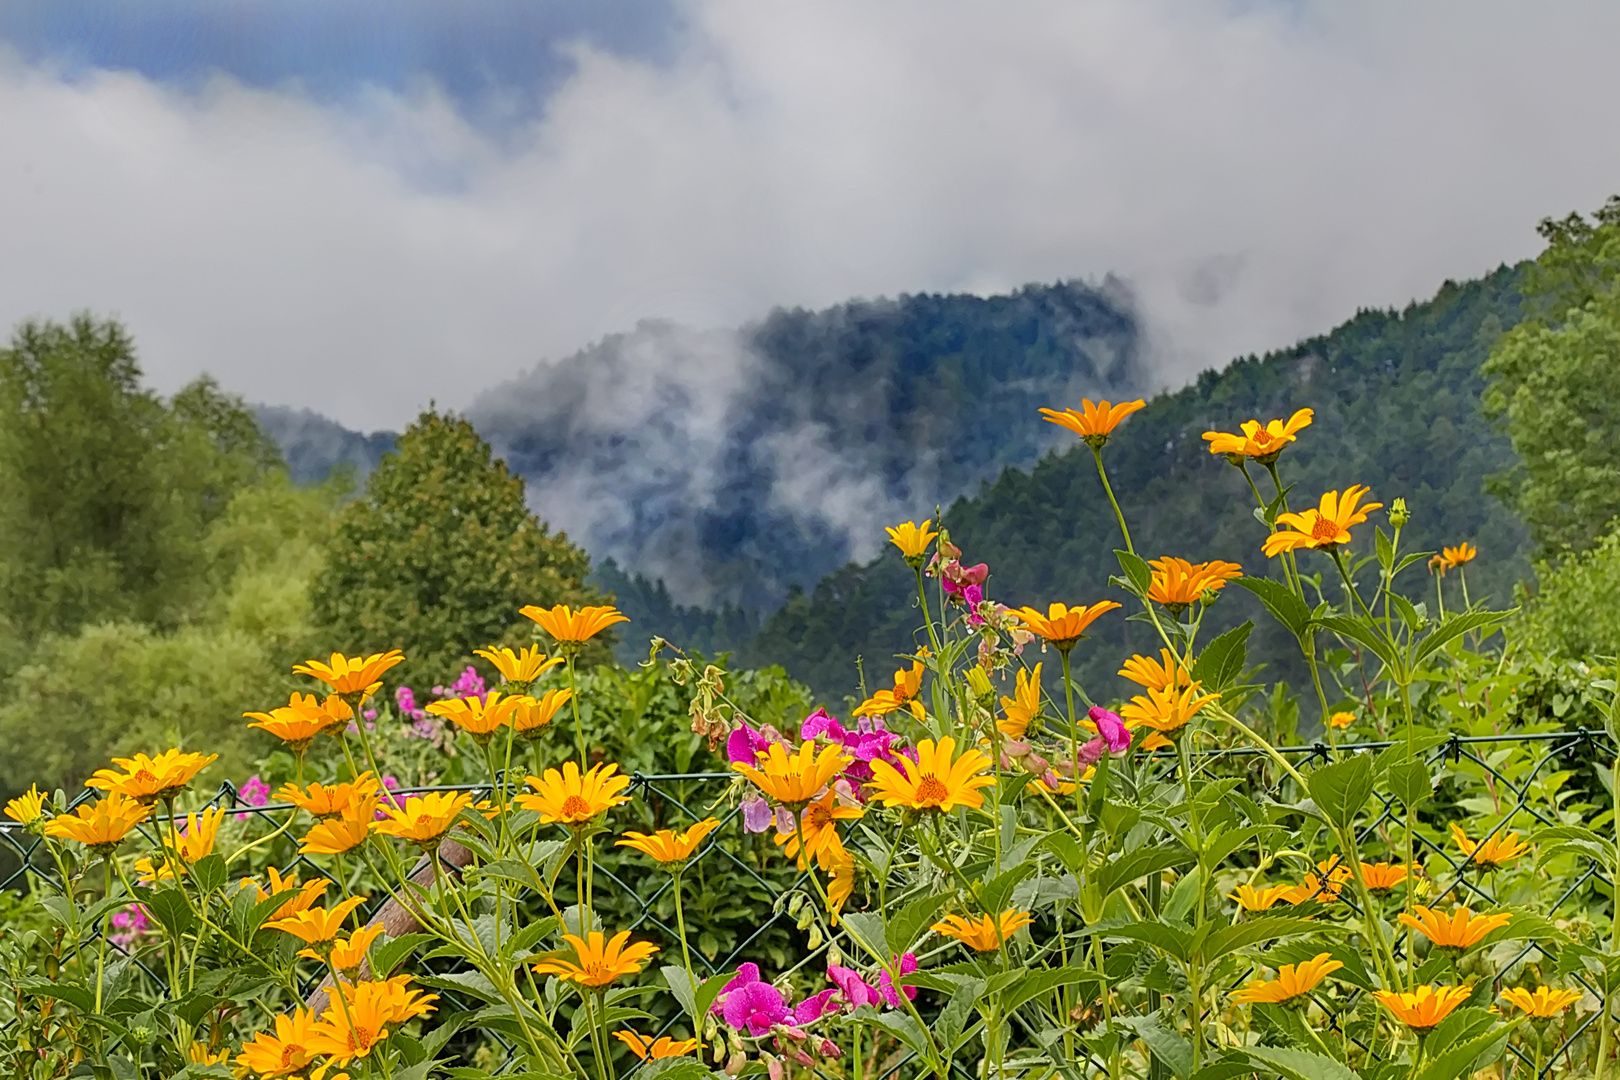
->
[750,266,1532,702]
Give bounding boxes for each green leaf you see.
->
[19,979,96,1012]
[1192,621,1253,694]
[1411,1019,1519,1080]
[1312,615,1401,673]
[1115,549,1153,596]
[1200,917,1328,964]
[979,862,1037,915]
[190,854,228,895]
[888,893,955,956]
[865,1010,931,1058]
[635,1061,713,1080]
[1114,1012,1193,1079]
[1306,755,1374,831]
[1412,609,1513,664]
[662,966,730,1022]
[1097,846,1194,901]
[371,932,433,977]
[1084,920,1191,963]
[934,978,986,1053]
[415,971,504,1004]
[143,886,196,938]
[1244,1045,1362,1080]
[1385,759,1432,809]
[839,912,888,959]
[1234,578,1312,639]
[1000,968,1098,1014]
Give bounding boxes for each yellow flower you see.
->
[4,784,48,827]
[1230,884,1297,912]
[1328,710,1355,729]
[306,923,387,976]
[268,895,368,946]
[1398,905,1511,951]
[236,1007,321,1078]
[1373,985,1474,1033]
[1120,683,1220,740]
[307,976,437,1064]
[86,749,218,804]
[775,792,863,869]
[853,660,926,720]
[474,643,563,685]
[510,688,572,736]
[1146,557,1242,610]
[826,844,855,920]
[187,1042,230,1065]
[1202,408,1314,462]
[998,663,1043,739]
[299,805,375,857]
[1451,822,1529,868]
[1263,486,1383,557]
[1118,650,1193,694]
[1039,399,1146,447]
[1500,986,1582,1018]
[134,855,176,885]
[1442,542,1478,568]
[1283,859,1354,904]
[293,651,404,700]
[615,1031,699,1059]
[885,519,938,565]
[533,930,659,988]
[519,604,629,646]
[1360,861,1412,893]
[279,775,381,820]
[732,741,852,806]
[932,909,1034,952]
[424,691,524,743]
[43,792,150,851]
[373,791,475,846]
[867,737,996,813]
[243,867,332,921]
[617,818,723,866]
[167,806,225,864]
[1230,953,1343,1004]
[245,692,353,750]
[517,761,633,824]
[1013,601,1122,652]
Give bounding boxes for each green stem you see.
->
[93,858,112,1014]
[670,869,701,1065]
[916,566,944,661]
[566,655,588,767]
[1091,446,1133,554]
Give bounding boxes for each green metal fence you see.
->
[1,728,1614,1078]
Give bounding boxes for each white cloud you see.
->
[1,1,1619,429]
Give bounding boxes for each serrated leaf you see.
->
[1306,755,1374,831]
[1116,549,1153,596]
[1114,1012,1193,1079]
[1192,622,1253,695]
[1411,1019,1518,1080]
[1097,846,1194,900]
[371,932,433,977]
[190,854,228,895]
[1411,610,1512,664]
[934,978,986,1053]
[1234,577,1312,639]
[888,893,954,956]
[1201,917,1329,964]
[1244,1044,1362,1080]
[1385,759,1432,810]
[1313,615,1401,673]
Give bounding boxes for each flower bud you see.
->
[1389,497,1410,528]
[819,1039,843,1059]
[725,1052,748,1076]
[964,665,994,703]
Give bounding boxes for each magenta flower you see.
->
[727,722,776,765]
[827,963,884,1009]
[1088,706,1132,753]
[879,953,919,1007]
[942,562,989,597]
[715,963,792,1035]
[799,709,904,791]
[234,775,271,820]
[447,666,487,698]
[793,989,840,1024]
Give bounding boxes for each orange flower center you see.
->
[133,769,158,788]
[1251,430,1279,448]
[915,776,949,804]
[805,805,832,829]
[1309,516,1340,542]
[561,795,592,819]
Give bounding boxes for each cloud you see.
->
[1,1,1620,430]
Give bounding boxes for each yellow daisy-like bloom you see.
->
[533,930,659,988]
[236,1007,321,1078]
[932,909,1034,952]
[293,650,404,701]
[1120,683,1220,740]
[1451,822,1530,868]
[885,519,938,565]
[168,806,225,864]
[245,692,353,750]
[868,737,996,813]
[4,784,48,827]
[306,923,387,976]
[853,660,926,720]
[1262,486,1384,557]
[1328,710,1355,730]
[43,792,150,851]
[517,761,633,824]
[1283,859,1354,904]
[299,804,376,857]
[1230,884,1297,912]
[1039,399,1147,447]
[474,643,563,685]
[307,976,438,1064]
[1442,542,1478,568]
[424,691,525,743]
[1398,905,1511,951]
[1013,601,1122,652]
[279,775,381,820]
[615,1031,699,1059]
[1360,861,1411,893]
[373,791,475,847]
[997,662,1043,739]
[134,855,177,885]
[86,749,218,805]
[511,688,572,736]
[1373,985,1474,1034]
[244,867,332,921]
[1118,650,1193,694]
[1230,953,1343,1004]
[1146,557,1242,610]
[268,895,368,946]
[519,604,629,646]
[775,792,863,868]
[1500,986,1583,1018]
[826,844,855,920]
[617,818,723,866]
[732,741,852,807]
[187,1042,230,1065]
[1202,408,1314,463]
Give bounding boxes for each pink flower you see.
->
[793,989,840,1024]
[727,723,776,765]
[447,666,486,699]
[234,775,271,820]
[1076,738,1107,769]
[715,964,792,1036]
[827,964,884,1008]
[1088,707,1132,753]
[879,953,918,1006]
[741,794,774,834]
[943,562,989,597]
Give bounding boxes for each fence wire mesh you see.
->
[1,727,1613,1078]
